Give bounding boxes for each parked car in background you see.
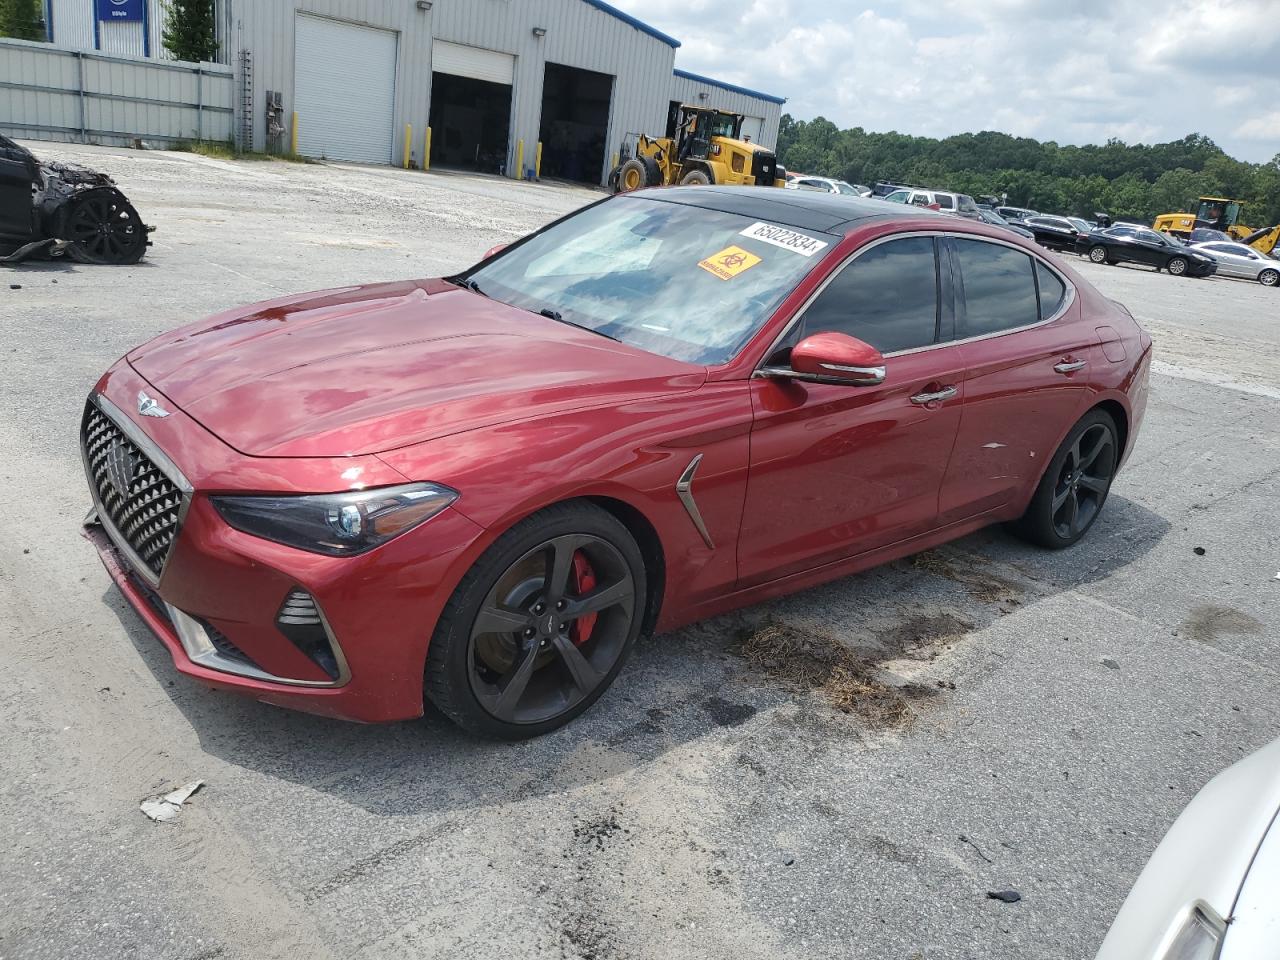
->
[881,188,981,219]
[1189,227,1232,244]
[1095,738,1280,960]
[996,205,1039,223]
[81,188,1152,738]
[977,208,1035,240]
[1082,226,1218,277]
[786,176,870,197]
[1191,241,1280,286]
[1065,217,1093,234]
[871,180,913,197]
[1022,215,1084,251]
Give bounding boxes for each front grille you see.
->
[751,150,778,186]
[82,401,183,578]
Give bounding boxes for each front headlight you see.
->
[1162,906,1226,960]
[211,482,458,557]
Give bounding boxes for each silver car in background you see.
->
[1095,737,1280,960]
[1189,241,1280,287]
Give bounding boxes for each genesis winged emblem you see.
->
[137,390,170,418]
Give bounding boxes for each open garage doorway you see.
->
[429,41,515,174]
[538,63,614,184]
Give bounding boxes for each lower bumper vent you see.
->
[275,589,342,681]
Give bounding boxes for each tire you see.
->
[1166,256,1189,277]
[1010,409,1120,550]
[1259,269,1279,287]
[615,158,651,193]
[1088,245,1109,264]
[425,501,648,740]
[58,188,148,265]
[679,168,712,186]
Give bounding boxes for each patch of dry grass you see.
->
[740,622,927,728]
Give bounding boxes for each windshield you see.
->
[704,112,739,139]
[980,210,1011,225]
[835,182,860,195]
[463,196,830,365]
[1153,230,1184,248]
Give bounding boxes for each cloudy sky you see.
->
[609,0,1280,163]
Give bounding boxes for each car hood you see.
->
[128,279,706,458]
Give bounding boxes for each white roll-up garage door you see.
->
[294,15,398,164]
[741,116,764,143]
[431,40,515,85]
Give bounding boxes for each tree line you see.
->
[777,115,1280,229]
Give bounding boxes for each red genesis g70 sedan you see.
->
[82,188,1151,738]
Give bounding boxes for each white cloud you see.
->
[609,0,1280,162]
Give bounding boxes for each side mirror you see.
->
[482,243,508,259]
[775,332,886,386]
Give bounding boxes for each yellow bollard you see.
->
[290,112,299,155]
[403,124,411,169]
[515,139,524,180]
[535,141,543,180]
[423,126,431,170]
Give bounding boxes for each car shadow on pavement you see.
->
[106,491,1169,818]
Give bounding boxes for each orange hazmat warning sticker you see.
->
[697,245,762,280]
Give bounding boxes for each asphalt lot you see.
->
[2,144,1278,960]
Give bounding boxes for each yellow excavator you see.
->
[1153,196,1280,254]
[610,104,785,192]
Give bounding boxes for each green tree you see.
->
[0,0,46,41]
[162,0,218,63]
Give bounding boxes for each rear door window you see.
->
[797,236,940,354]
[952,238,1039,338]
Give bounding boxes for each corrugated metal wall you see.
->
[47,0,231,63]
[0,37,233,145]
[230,0,677,182]
[669,73,783,151]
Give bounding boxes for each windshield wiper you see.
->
[454,277,488,297]
[539,308,619,342]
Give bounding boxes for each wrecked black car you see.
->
[1,135,151,265]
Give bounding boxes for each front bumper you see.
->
[82,368,488,723]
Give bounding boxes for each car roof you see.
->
[633,185,925,234]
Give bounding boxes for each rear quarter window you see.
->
[935,195,955,209]
[953,238,1039,337]
[1035,261,1067,319]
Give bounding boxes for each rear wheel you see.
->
[1011,409,1119,549]
[425,502,647,739]
[1088,245,1109,264]
[1259,268,1279,287]
[1166,256,1189,277]
[679,168,712,186]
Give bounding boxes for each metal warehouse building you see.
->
[15,0,784,186]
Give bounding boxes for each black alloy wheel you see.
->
[1088,245,1109,264]
[1166,256,1189,277]
[1012,410,1119,549]
[63,191,147,265]
[426,502,646,739]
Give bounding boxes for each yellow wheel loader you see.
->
[1153,197,1279,255]
[609,105,785,193]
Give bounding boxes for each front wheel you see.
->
[1010,409,1119,549]
[1259,268,1279,287]
[425,502,647,739]
[60,189,148,264]
[679,168,712,186]
[1088,245,1109,264]
[1166,256,1189,276]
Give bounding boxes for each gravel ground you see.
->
[2,144,1278,960]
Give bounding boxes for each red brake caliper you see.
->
[569,551,597,646]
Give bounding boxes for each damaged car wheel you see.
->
[60,189,148,265]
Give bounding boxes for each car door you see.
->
[739,234,967,587]
[939,237,1090,522]
[1132,230,1170,267]
[0,142,38,241]
[1217,244,1260,278]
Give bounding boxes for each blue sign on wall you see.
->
[96,0,145,22]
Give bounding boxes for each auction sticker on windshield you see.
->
[698,245,762,281]
[739,222,829,257]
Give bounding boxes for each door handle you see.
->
[910,385,958,405]
[1054,359,1088,374]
